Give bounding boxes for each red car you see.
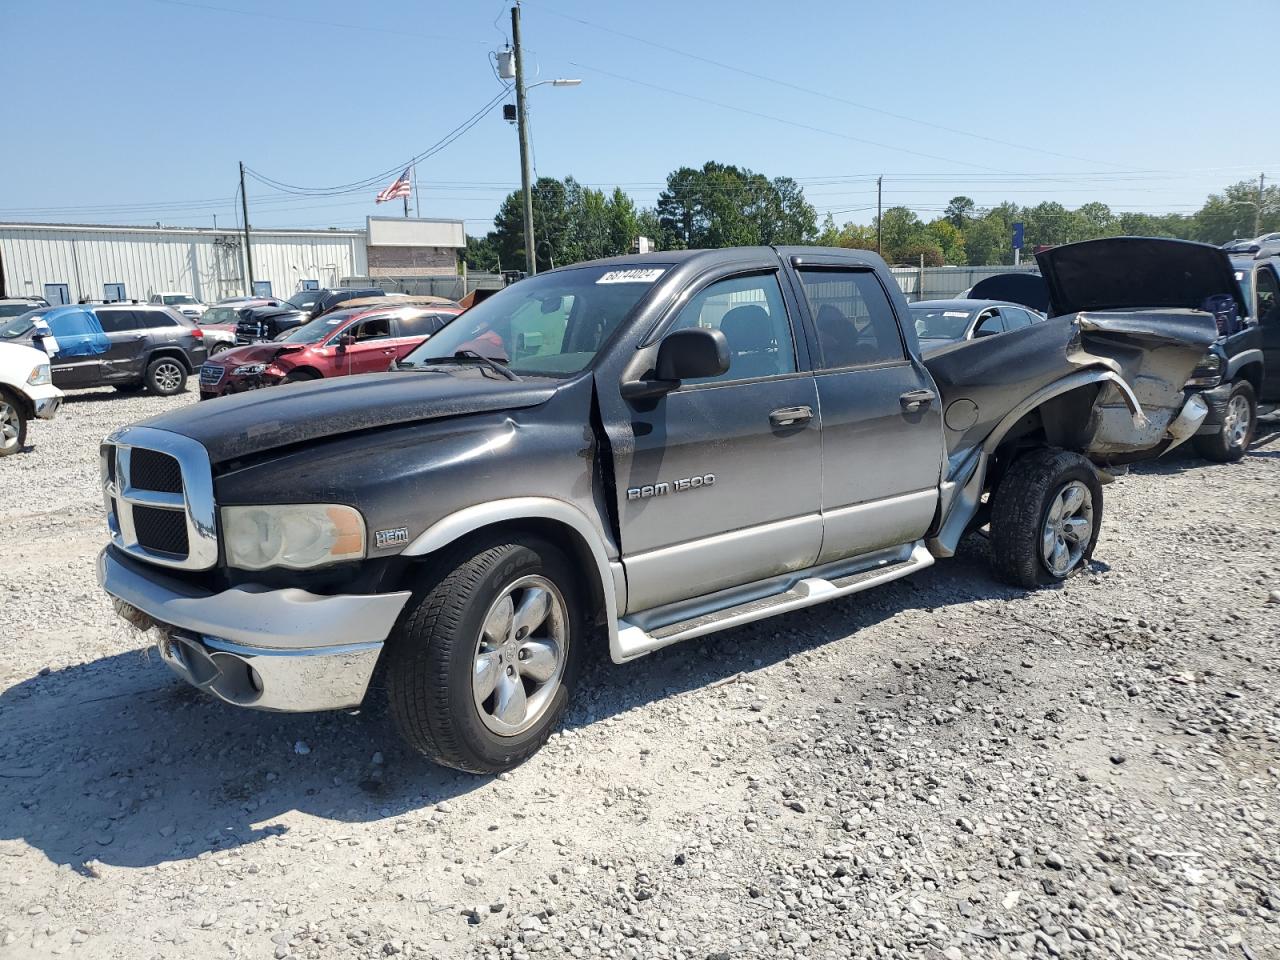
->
[198,302,462,399]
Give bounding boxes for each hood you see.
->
[207,342,303,366]
[1035,237,1245,318]
[142,367,559,462]
[966,273,1050,314]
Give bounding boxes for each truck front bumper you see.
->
[26,383,63,420]
[97,547,411,712]
[1191,382,1232,436]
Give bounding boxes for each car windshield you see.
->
[0,310,41,339]
[910,305,974,341]
[200,306,240,324]
[279,310,359,344]
[399,265,667,376]
[286,292,320,311]
[0,303,37,320]
[162,295,197,305]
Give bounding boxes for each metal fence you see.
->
[889,264,1039,302]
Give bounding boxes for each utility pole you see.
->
[239,161,255,295]
[512,4,536,275]
[876,175,883,256]
[1255,172,1266,237]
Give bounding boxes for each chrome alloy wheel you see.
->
[1224,394,1252,449]
[0,400,20,453]
[471,575,568,736]
[153,361,184,392]
[1041,480,1094,577]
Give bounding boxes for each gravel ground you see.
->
[1,388,1278,960]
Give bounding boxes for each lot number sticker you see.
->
[596,268,665,284]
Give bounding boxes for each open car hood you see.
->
[969,238,1246,320]
[1037,238,1245,318]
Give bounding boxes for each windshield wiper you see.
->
[403,350,520,381]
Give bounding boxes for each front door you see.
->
[607,270,824,613]
[790,265,944,564]
[1255,264,1280,402]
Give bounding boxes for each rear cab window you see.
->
[795,268,906,368]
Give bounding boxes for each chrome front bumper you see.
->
[97,547,411,712]
[28,385,63,420]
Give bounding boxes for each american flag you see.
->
[376,168,412,204]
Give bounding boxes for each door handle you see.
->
[769,405,813,427]
[899,389,935,411]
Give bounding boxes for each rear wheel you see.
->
[145,357,187,396]
[989,448,1102,588]
[207,341,230,356]
[0,390,27,457]
[385,537,582,774]
[1193,380,1255,463]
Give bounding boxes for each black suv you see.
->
[4,303,207,395]
[285,287,385,320]
[233,305,309,344]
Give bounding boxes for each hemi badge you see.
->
[375,527,410,549]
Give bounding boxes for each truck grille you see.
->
[200,364,225,386]
[101,427,218,571]
[129,449,183,493]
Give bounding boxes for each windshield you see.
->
[278,310,359,344]
[0,303,37,320]
[162,294,197,305]
[399,265,667,375]
[0,310,42,339]
[287,292,321,311]
[200,306,240,325]
[910,305,974,341]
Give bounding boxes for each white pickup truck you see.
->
[0,342,63,456]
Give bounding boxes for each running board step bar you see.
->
[614,541,934,660]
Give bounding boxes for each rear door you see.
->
[790,261,944,565]
[608,267,824,613]
[331,314,398,376]
[389,310,448,360]
[95,308,149,384]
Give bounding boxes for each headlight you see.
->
[27,364,51,386]
[221,504,366,570]
[1185,351,1223,388]
[233,363,267,376]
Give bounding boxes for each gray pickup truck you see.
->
[98,241,1227,773]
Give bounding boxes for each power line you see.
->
[545,7,1129,170]
[569,62,1016,174]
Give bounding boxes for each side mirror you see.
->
[622,328,729,400]
[337,332,353,351]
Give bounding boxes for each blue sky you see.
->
[1,0,1270,234]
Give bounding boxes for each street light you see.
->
[508,4,581,276]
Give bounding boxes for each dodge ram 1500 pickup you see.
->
[97,241,1228,773]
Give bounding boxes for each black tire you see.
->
[1192,380,1256,463]
[113,382,145,393]
[0,388,27,457]
[283,370,319,384]
[989,448,1103,589]
[207,341,230,356]
[144,356,188,396]
[385,537,583,774]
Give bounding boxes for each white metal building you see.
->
[0,216,466,304]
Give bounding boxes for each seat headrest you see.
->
[719,304,774,352]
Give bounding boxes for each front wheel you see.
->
[145,356,188,396]
[1193,380,1255,463]
[0,390,27,457]
[385,538,582,774]
[989,448,1103,588]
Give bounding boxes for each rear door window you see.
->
[97,309,141,333]
[1002,307,1032,330]
[974,311,1006,337]
[139,309,179,328]
[395,312,448,338]
[795,268,905,368]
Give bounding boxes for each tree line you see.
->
[464,163,1279,272]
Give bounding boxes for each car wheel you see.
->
[1192,380,1256,463]
[145,357,188,396]
[113,382,145,393]
[989,448,1103,588]
[386,537,582,774]
[0,390,27,457]
[207,341,230,356]
[283,370,319,384]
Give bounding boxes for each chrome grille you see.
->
[101,426,218,571]
[200,364,225,386]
